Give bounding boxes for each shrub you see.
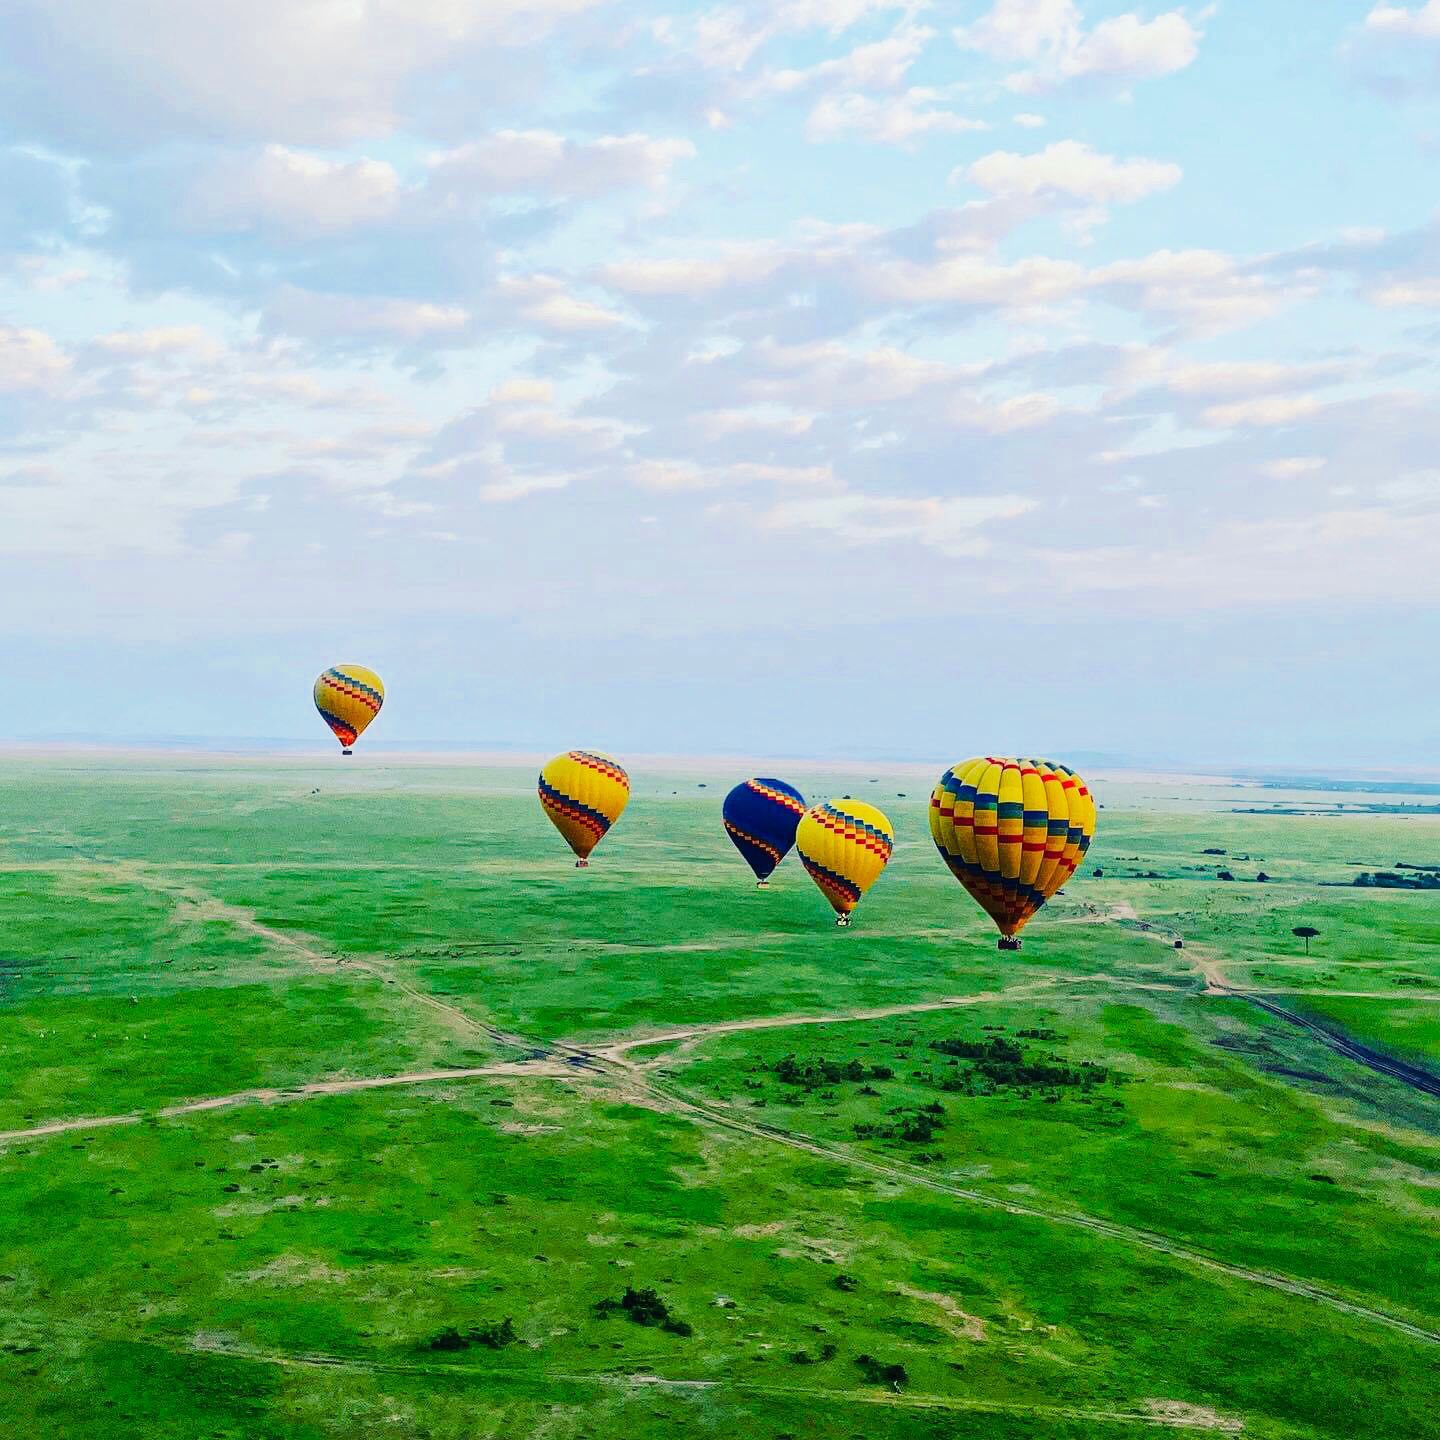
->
[595,1286,691,1337]
[856,1354,909,1389]
[426,1318,517,1352]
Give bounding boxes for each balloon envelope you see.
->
[723,778,807,882]
[539,750,630,862]
[929,757,1096,938]
[313,665,385,751]
[796,798,894,920]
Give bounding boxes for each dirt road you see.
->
[185,1334,1243,1429]
[0,1060,568,1146]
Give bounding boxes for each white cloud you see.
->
[1159,359,1343,397]
[629,458,835,490]
[956,1,1201,93]
[754,27,990,143]
[950,391,1067,432]
[1090,249,1298,333]
[966,141,1181,206]
[0,325,71,392]
[807,89,988,144]
[427,131,694,198]
[4,0,606,146]
[491,378,556,407]
[262,289,471,342]
[1057,12,1199,85]
[494,405,623,452]
[748,339,985,405]
[1013,112,1047,127]
[480,471,571,502]
[760,27,932,95]
[358,492,435,518]
[770,0,916,32]
[747,461,839,491]
[90,326,221,360]
[866,252,1086,306]
[692,407,816,439]
[597,223,1294,336]
[1201,394,1322,429]
[955,0,1080,62]
[499,274,628,332]
[627,459,708,490]
[1365,3,1440,38]
[682,0,917,73]
[460,378,627,454]
[183,146,401,235]
[600,245,789,296]
[12,257,91,292]
[1368,278,1440,307]
[744,339,1061,429]
[755,491,1036,555]
[1260,457,1326,480]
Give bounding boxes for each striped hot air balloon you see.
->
[538,751,630,866]
[929,757,1096,950]
[796,798,894,926]
[722,778,807,886]
[313,665,385,755]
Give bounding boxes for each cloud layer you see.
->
[1,0,1437,760]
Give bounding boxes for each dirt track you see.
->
[0,1061,569,1145]
[595,981,1059,1061]
[181,1333,1242,1429]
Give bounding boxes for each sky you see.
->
[2,0,1439,769]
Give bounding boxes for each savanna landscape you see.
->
[1,754,1436,1440]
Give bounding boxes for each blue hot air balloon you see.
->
[722,778,808,886]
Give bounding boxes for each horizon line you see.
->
[1,739,1438,786]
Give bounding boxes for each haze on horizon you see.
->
[2,2,1438,771]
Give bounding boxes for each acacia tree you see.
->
[1293,926,1319,956]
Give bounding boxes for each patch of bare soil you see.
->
[1142,1399,1244,1432]
[238,1254,349,1287]
[891,1283,987,1341]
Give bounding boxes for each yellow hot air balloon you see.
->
[929,757,1096,949]
[313,665,385,755]
[796,798,894,925]
[538,751,630,866]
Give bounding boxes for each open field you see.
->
[1,753,1438,1439]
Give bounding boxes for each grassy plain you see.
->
[0,752,1437,1439]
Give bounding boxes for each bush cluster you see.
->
[426,1318,516,1352]
[768,1054,895,1089]
[594,1286,692,1337]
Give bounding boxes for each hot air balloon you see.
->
[313,665,385,755]
[929,757,1096,950]
[796,798,894,925]
[539,751,630,866]
[723,778,807,887]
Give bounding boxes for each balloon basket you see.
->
[341,749,353,757]
[998,936,1022,952]
[756,880,770,889]
[575,859,590,869]
[836,914,852,927]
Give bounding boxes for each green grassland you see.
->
[1,753,1437,1439]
